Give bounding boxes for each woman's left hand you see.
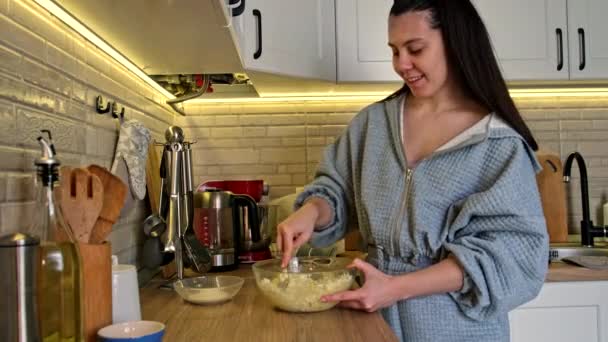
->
[321,258,400,312]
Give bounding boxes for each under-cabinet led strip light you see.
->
[32,0,608,105]
[33,0,176,100]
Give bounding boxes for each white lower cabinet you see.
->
[509,281,608,342]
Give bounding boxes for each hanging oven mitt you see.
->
[110,119,152,200]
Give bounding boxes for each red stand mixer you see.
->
[195,180,273,268]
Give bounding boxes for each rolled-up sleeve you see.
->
[442,140,549,321]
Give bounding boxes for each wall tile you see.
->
[0,99,16,145]
[9,0,71,54]
[6,174,35,201]
[0,201,36,234]
[0,14,45,60]
[0,44,21,78]
[0,174,6,202]
[259,148,306,164]
[16,107,85,153]
[267,126,305,137]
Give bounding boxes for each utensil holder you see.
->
[79,242,112,342]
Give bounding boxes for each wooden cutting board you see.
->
[145,143,163,214]
[536,151,569,243]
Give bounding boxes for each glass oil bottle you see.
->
[33,131,84,342]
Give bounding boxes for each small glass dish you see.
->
[174,275,244,305]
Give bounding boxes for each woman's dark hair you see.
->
[384,0,538,150]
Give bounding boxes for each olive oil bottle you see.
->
[33,131,84,342]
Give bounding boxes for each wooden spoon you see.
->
[87,165,128,244]
[59,167,104,243]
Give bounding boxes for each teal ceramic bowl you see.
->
[97,321,164,341]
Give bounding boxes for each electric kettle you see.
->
[193,189,260,271]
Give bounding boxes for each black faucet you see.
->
[563,152,607,247]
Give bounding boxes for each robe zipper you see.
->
[392,167,413,256]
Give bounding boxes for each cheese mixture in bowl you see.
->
[252,257,355,312]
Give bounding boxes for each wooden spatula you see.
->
[59,167,104,243]
[87,165,128,244]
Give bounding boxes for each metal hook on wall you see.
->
[95,95,111,114]
[111,102,125,123]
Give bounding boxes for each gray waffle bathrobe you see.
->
[295,95,549,342]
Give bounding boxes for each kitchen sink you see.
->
[549,242,608,262]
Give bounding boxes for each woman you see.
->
[277,1,548,341]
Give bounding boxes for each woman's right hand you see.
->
[276,198,328,268]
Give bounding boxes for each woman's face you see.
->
[388,11,452,98]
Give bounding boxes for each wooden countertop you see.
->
[140,265,398,342]
[547,262,608,282]
[140,261,608,341]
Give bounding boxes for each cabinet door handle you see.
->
[253,9,262,60]
[578,28,586,70]
[556,28,563,71]
[230,0,245,17]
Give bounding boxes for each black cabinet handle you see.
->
[578,28,586,70]
[556,28,563,71]
[230,0,245,17]
[253,9,262,60]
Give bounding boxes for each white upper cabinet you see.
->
[567,0,608,79]
[472,0,569,81]
[335,0,608,83]
[335,0,398,82]
[233,0,336,81]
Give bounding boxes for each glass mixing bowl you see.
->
[252,257,355,313]
[174,275,244,305]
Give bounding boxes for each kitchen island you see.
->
[140,265,399,342]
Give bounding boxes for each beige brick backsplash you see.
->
[560,120,594,131]
[0,2,175,283]
[287,164,307,173]
[281,138,306,146]
[1,73,58,112]
[243,127,266,137]
[577,141,608,157]
[239,114,306,126]
[267,126,306,137]
[306,137,327,146]
[0,44,21,78]
[210,127,243,138]
[17,107,85,153]
[555,109,583,120]
[214,115,239,126]
[562,131,607,141]
[0,14,45,61]
[306,147,325,163]
[307,113,355,125]
[0,175,5,202]
[560,141,578,155]
[321,125,347,136]
[260,174,292,186]
[195,148,259,166]
[260,148,306,164]
[47,44,80,79]
[0,99,16,144]
[592,120,608,129]
[527,120,560,131]
[581,110,608,120]
[292,173,307,185]
[532,131,560,141]
[6,174,35,201]
[0,201,36,234]
[183,127,211,139]
[218,164,276,175]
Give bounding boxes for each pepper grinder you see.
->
[0,233,41,342]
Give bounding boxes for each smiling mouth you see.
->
[406,75,423,83]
